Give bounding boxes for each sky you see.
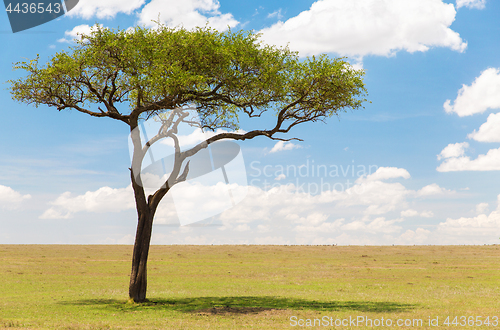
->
[1,0,500,245]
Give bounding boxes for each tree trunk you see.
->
[129,203,154,302]
[129,208,154,302]
[128,164,154,303]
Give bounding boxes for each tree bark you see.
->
[128,167,154,303]
[128,205,153,302]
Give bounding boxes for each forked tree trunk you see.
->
[127,117,179,302]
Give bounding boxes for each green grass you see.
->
[0,245,499,329]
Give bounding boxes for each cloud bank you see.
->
[259,0,466,58]
[0,185,31,210]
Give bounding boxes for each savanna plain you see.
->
[0,245,498,329]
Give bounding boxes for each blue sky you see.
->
[1,0,500,244]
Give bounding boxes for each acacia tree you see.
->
[9,24,367,302]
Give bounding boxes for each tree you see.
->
[9,24,367,302]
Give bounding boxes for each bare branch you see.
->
[175,161,190,184]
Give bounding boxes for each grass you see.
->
[0,245,499,329]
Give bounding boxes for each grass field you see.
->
[0,245,499,329]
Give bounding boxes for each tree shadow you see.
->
[61,296,416,315]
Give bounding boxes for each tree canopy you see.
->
[10,24,367,133]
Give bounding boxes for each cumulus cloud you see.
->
[314,167,448,215]
[437,142,469,160]
[420,210,434,218]
[275,174,286,181]
[444,68,500,117]
[476,202,489,214]
[468,113,500,142]
[439,69,500,172]
[435,194,500,244]
[0,185,31,210]
[40,185,134,219]
[456,0,486,9]
[416,183,451,196]
[341,217,403,234]
[58,24,104,43]
[216,167,451,240]
[437,147,500,172]
[37,165,461,244]
[64,0,238,31]
[67,0,145,19]
[401,209,434,217]
[395,228,431,244]
[364,167,410,181]
[269,141,302,153]
[333,179,409,215]
[401,209,418,217]
[137,0,238,30]
[259,0,466,58]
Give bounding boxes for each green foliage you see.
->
[9,24,367,131]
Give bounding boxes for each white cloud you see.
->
[417,183,450,196]
[138,0,238,30]
[437,212,500,244]
[364,167,410,181]
[444,68,500,117]
[401,209,418,217]
[259,0,466,58]
[476,202,489,214]
[294,212,329,225]
[40,185,134,219]
[34,165,463,244]
[328,180,410,215]
[439,69,500,173]
[435,194,500,243]
[269,141,302,153]
[315,167,447,215]
[275,174,286,181]
[437,142,469,160]
[401,209,434,217]
[39,208,72,220]
[456,0,486,9]
[257,224,271,233]
[0,185,31,210]
[58,24,104,43]
[395,228,431,244]
[267,9,283,20]
[234,224,251,232]
[468,112,500,142]
[420,210,434,218]
[437,147,500,172]
[341,217,403,234]
[217,167,449,236]
[67,0,145,19]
